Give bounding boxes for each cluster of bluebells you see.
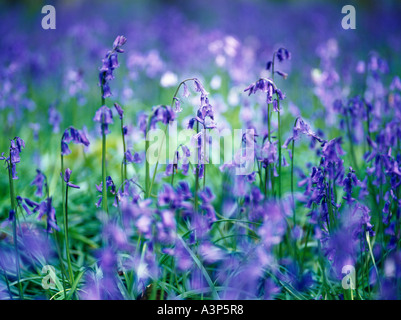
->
[2,4,401,301]
[99,35,127,99]
[61,126,90,156]
[138,104,176,136]
[1,137,25,179]
[17,170,60,233]
[244,78,285,113]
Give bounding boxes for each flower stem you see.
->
[194,121,200,213]
[7,165,23,300]
[147,79,196,197]
[64,185,74,286]
[148,124,169,198]
[203,128,207,190]
[345,110,359,172]
[101,121,108,213]
[145,116,151,198]
[121,118,127,189]
[277,97,282,198]
[291,139,295,225]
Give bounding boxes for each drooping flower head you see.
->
[61,126,90,156]
[244,77,285,113]
[266,47,291,79]
[282,117,324,149]
[60,168,80,189]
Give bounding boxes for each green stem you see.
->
[277,97,282,198]
[345,111,359,172]
[148,124,169,198]
[291,139,295,225]
[146,78,197,198]
[171,167,175,186]
[264,163,268,196]
[121,118,127,188]
[203,128,207,190]
[145,116,151,198]
[64,185,74,286]
[8,166,23,299]
[101,121,108,213]
[195,121,200,213]
[100,84,108,213]
[45,177,67,299]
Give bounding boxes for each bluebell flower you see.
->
[61,126,90,156]
[98,35,127,99]
[114,102,124,120]
[31,169,46,197]
[61,168,80,189]
[93,105,114,135]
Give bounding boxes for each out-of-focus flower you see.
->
[93,105,114,135]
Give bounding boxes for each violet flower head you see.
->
[342,167,359,204]
[125,150,141,164]
[61,126,90,156]
[276,47,291,62]
[282,117,324,149]
[39,197,60,233]
[114,102,124,120]
[244,78,284,112]
[2,137,26,179]
[93,105,114,135]
[266,47,291,79]
[17,196,40,216]
[149,105,176,130]
[113,35,127,53]
[95,176,117,208]
[31,169,46,197]
[61,168,80,189]
[48,106,62,133]
[99,35,127,99]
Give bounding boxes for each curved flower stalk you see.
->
[95,35,127,214]
[185,78,216,211]
[143,104,176,198]
[60,168,80,286]
[114,102,129,187]
[59,126,90,283]
[282,117,324,224]
[245,48,290,198]
[244,76,286,197]
[144,77,213,207]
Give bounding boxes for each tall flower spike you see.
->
[3,137,26,179]
[99,35,127,98]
